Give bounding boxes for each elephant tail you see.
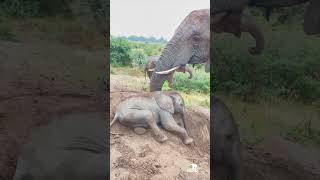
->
[110,113,119,127]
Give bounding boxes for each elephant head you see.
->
[154,91,187,129]
[249,0,320,35]
[212,96,243,180]
[150,8,265,91]
[150,9,210,91]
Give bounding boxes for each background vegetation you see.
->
[213,7,320,104]
[110,35,210,95]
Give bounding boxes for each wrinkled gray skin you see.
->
[150,8,265,91]
[111,91,193,145]
[13,112,108,180]
[144,56,193,87]
[212,96,243,180]
[248,0,320,35]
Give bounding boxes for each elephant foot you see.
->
[134,127,147,135]
[183,137,193,145]
[155,133,168,143]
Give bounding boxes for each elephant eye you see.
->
[192,35,201,42]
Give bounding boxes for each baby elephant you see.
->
[212,96,243,180]
[144,56,193,87]
[111,91,193,145]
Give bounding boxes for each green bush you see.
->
[0,0,72,17]
[110,36,163,67]
[130,48,147,69]
[172,67,210,94]
[110,37,131,66]
[212,26,320,103]
[0,23,16,41]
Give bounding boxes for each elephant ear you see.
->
[154,92,174,114]
[304,0,320,35]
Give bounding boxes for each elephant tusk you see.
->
[148,68,155,71]
[156,66,180,74]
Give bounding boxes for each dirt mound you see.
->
[110,89,210,179]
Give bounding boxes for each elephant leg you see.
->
[121,109,168,142]
[147,71,153,79]
[167,73,174,87]
[160,118,193,145]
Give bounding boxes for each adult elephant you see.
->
[150,8,265,91]
[248,0,320,35]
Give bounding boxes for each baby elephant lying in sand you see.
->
[110,91,193,145]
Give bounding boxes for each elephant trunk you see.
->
[185,67,193,79]
[241,14,265,55]
[150,43,179,91]
[150,73,170,91]
[181,107,188,131]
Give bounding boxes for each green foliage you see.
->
[212,28,320,103]
[110,36,163,67]
[110,37,132,66]
[172,67,210,94]
[0,0,40,17]
[130,48,147,69]
[0,0,72,17]
[0,23,16,41]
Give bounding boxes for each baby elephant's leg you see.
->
[160,118,193,145]
[121,109,168,143]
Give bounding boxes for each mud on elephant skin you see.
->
[212,96,243,180]
[150,8,265,91]
[144,56,193,87]
[13,112,108,180]
[110,91,193,145]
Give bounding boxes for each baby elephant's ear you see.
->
[154,92,174,114]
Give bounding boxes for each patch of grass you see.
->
[110,65,210,108]
[0,24,17,41]
[282,119,320,148]
[111,66,144,77]
[172,66,210,94]
[180,92,210,108]
[217,94,320,149]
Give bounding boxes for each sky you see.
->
[110,0,210,40]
